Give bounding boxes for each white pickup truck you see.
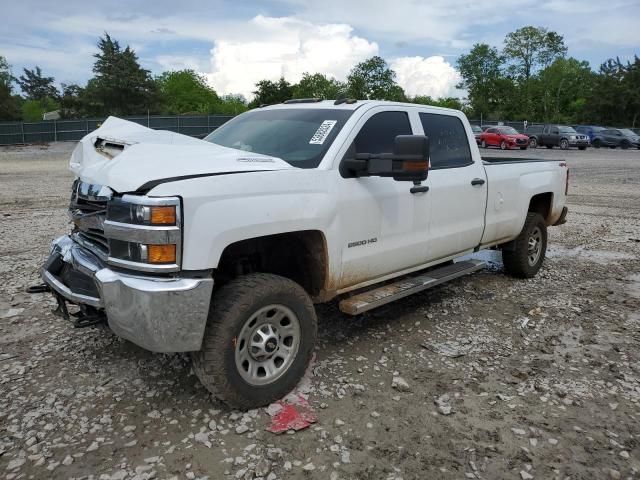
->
[40,100,568,408]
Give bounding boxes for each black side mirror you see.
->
[342,135,430,182]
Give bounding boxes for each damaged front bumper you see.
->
[41,235,214,352]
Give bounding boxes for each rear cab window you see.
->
[419,113,473,169]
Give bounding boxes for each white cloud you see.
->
[204,15,378,99]
[390,56,462,99]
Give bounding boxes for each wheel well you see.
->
[528,192,553,223]
[215,231,327,298]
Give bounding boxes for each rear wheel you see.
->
[193,273,317,409]
[502,213,548,279]
[592,138,601,148]
[560,139,569,150]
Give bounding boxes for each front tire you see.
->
[529,137,538,149]
[560,139,569,150]
[621,140,630,150]
[481,139,488,149]
[500,140,507,150]
[502,213,548,279]
[193,273,317,409]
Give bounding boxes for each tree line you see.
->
[1,28,638,126]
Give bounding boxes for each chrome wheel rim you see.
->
[527,226,543,266]
[561,140,568,149]
[530,139,537,148]
[234,304,301,386]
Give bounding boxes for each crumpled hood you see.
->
[70,116,295,192]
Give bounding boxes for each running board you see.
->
[339,260,486,315]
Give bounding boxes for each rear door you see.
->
[418,112,486,260]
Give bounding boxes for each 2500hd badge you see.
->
[348,237,378,248]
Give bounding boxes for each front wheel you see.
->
[193,273,317,409]
[481,139,488,149]
[500,140,507,150]
[502,213,548,278]
[560,139,569,150]
[621,141,630,150]
[529,137,538,149]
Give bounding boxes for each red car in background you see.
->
[480,126,530,150]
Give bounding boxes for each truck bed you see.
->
[482,156,564,165]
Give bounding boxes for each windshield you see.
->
[204,108,353,168]
[499,127,519,135]
[620,129,636,136]
[559,126,577,134]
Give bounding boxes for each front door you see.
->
[336,108,431,289]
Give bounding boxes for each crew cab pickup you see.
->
[525,124,589,150]
[40,100,569,408]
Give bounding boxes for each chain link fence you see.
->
[0,115,234,146]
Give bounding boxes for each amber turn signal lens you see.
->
[147,244,176,264]
[402,161,428,171]
[150,205,176,225]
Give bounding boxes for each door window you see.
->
[353,111,412,154]
[419,113,473,169]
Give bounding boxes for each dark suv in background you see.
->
[525,124,589,150]
[591,128,640,149]
[572,125,605,142]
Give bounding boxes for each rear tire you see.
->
[502,213,547,279]
[592,138,601,148]
[192,273,317,409]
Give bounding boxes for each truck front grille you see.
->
[69,180,113,260]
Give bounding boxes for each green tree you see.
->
[215,94,249,115]
[456,43,506,118]
[21,97,58,121]
[249,77,293,108]
[503,26,567,81]
[83,33,158,116]
[16,66,59,100]
[587,56,640,127]
[0,56,21,120]
[157,69,219,114]
[411,95,465,111]
[346,56,406,101]
[293,73,345,99]
[59,83,85,119]
[535,57,594,122]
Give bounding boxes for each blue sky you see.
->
[1,0,638,99]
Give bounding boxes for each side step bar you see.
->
[339,260,486,315]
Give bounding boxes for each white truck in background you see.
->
[39,100,568,408]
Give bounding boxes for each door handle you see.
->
[471,178,485,186]
[410,185,430,194]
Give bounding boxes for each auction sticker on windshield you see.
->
[309,120,337,145]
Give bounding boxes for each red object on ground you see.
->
[266,394,317,434]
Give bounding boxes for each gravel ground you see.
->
[1,142,640,480]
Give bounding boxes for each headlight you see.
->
[104,195,181,272]
[570,135,576,140]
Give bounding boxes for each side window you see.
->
[419,113,472,169]
[487,128,496,134]
[354,111,412,154]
